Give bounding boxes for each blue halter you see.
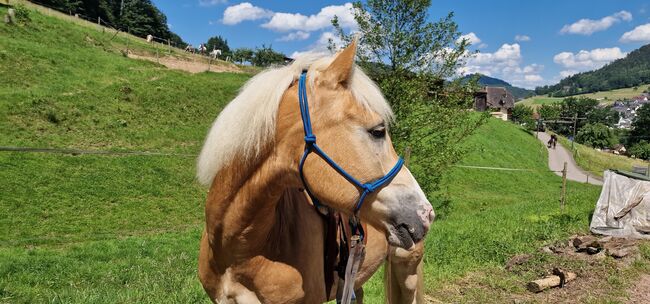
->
[297,71,404,231]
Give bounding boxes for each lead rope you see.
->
[296,71,403,304]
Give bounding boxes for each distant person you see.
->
[548,134,557,149]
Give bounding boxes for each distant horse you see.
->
[196,40,434,303]
[548,134,557,149]
[184,44,194,53]
[209,49,221,59]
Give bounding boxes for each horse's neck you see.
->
[205,154,319,261]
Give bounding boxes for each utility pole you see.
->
[571,113,578,151]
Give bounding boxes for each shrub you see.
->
[629,141,650,160]
[13,4,31,24]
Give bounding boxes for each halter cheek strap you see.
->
[297,71,404,237]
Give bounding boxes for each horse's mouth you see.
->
[387,223,425,249]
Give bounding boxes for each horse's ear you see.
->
[323,38,357,85]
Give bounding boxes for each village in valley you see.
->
[1,0,650,303]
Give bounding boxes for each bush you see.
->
[13,4,31,24]
[629,141,650,160]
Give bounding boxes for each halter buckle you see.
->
[304,135,316,145]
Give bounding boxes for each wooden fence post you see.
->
[207,57,212,72]
[561,162,567,209]
[125,27,130,55]
[403,146,412,167]
[167,39,171,55]
[647,163,650,178]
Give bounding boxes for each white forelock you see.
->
[196,52,393,186]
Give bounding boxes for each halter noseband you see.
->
[297,71,404,236]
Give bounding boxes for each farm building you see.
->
[474,87,515,120]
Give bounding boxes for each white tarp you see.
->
[590,170,650,238]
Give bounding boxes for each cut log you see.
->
[527,272,577,293]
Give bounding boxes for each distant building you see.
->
[474,87,515,121]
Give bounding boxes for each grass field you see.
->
[1,4,645,303]
[519,86,649,108]
[556,136,650,178]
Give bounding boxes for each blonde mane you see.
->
[197,53,393,186]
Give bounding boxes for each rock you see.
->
[506,254,532,270]
[573,235,602,252]
[607,247,634,259]
[4,8,15,24]
[585,246,601,255]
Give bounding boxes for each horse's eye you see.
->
[369,127,386,139]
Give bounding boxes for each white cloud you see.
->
[560,11,632,35]
[559,70,579,78]
[457,32,481,45]
[262,3,356,32]
[277,31,311,42]
[222,2,273,25]
[199,0,227,6]
[514,34,531,42]
[290,32,341,58]
[460,44,550,88]
[620,23,650,42]
[553,47,625,70]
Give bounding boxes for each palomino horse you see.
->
[196,40,434,303]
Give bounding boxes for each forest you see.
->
[535,44,650,97]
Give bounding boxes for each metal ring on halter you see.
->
[296,71,404,239]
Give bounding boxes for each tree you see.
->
[575,123,616,149]
[586,106,619,127]
[232,48,254,64]
[630,104,650,146]
[205,35,230,54]
[331,0,485,194]
[251,45,285,67]
[538,103,561,121]
[511,104,535,129]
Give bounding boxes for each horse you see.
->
[210,49,222,60]
[196,40,435,303]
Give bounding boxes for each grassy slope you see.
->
[557,136,649,178]
[0,5,245,303]
[519,86,648,108]
[0,5,609,304]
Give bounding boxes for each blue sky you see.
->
[152,0,650,89]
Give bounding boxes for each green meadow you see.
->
[2,5,637,304]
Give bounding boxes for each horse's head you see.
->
[277,41,434,249]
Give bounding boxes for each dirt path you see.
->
[628,274,650,304]
[128,53,241,74]
[537,132,603,186]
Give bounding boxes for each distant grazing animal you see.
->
[196,40,434,303]
[146,34,153,43]
[209,49,221,59]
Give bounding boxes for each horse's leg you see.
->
[384,242,425,304]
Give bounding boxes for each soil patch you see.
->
[128,53,241,74]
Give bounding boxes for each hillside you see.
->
[463,73,535,100]
[1,5,639,304]
[535,44,650,97]
[518,86,645,107]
